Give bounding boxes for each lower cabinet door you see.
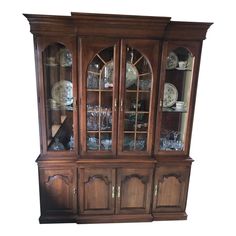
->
[116,168,153,214]
[152,165,191,213]
[79,168,116,215]
[39,167,77,216]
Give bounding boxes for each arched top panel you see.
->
[43,43,72,67]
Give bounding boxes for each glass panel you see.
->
[122,47,152,152]
[43,43,74,151]
[86,47,114,152]
[160,47,195,152]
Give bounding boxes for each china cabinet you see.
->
[24,12,212,224]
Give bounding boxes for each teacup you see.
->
[178,61,188,69]
[176,101,185,110]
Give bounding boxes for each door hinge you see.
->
[117,186,120,198]
[73,188,77,195]
[154,185,158,196]
[112,186,115,198]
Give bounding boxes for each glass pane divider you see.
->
[133,77,140,149]
[125,111,149,114]
[98,72,102,151]
[87,89,112,92]
[139,72,151,77]
[96,53,106,65]
[124,131,147,134]
[88,71,100,75]
[133,55,143,66]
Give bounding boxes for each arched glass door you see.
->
[86,47,115,152]
[120,45,154,154]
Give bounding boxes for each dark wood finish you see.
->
[116,168,153,214]
[79,168,116,215]
[164,21,213,40]
[152,164,191,215]
[39,167,77,219]
[24,12,212,224]
[77,214,153,223]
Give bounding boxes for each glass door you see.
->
[80,38,120,156]
[118,40,159,155]
[42,42,75,153]
[86,47,114,152]
[156,43,198,155]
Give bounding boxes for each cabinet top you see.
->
[24,12,212,40]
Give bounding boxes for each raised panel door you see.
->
[152,165,190,213]
[39,168,76,216]
[79,168,116,214]
[116,168,153,214]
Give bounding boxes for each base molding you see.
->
[39,215,77,224]
[152,212,188,221]
[39,212,188,223]
[77,214,153,224]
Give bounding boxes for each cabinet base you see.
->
[39,212,187,223]
[152,212,188,221]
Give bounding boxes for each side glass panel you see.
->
[160,47,194,152]
[123,47,152,152]
[86,47,114,152]
[43,43,74,151]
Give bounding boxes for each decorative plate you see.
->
[126,62,138,88]
[166,51,178,69]
[163,83,178,107]
[51,80,73,106]
[58,48,72,67]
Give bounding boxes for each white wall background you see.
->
[0,0,235,235]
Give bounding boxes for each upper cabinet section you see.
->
[24,12,212,159]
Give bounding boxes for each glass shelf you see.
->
[166,68,192,71]
[87,89,113,92]
[162,107,188,113]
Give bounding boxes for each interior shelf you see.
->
[162,107,188,113]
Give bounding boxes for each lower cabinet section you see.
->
[38,160,192,223]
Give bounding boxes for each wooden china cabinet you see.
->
[24,12,212,224]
